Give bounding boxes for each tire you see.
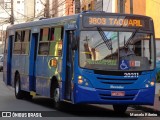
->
[0,67,2,72]
[113,105,128,113]
[24,92,33,100]
[14,74,24,99]
[51,82,63,109]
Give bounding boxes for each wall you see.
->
[146,0,160,38]
[24,0,34,21]
[124,0,146,15]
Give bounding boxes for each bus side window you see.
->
[15,31,21,42]
[49,27,63,56]
[50,28,54,41]
[38,27,50,55]
[13,31,22,54]
[21,30,30,54]
[4,31,8,54]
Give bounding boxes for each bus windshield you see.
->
[79,30,155,71]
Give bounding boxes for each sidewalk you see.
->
[140,94,160,112]
[133,83,160,115]
[133,94,160,115]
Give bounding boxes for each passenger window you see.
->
[13,30,31,54]
[21,30,30,54]
[49,27,63,56]
[50,28,55,41]
[40,27,50,41]
[4,31,9,54]
[38,27,50,55]
[13,31,22,54]
[15,31,21,42]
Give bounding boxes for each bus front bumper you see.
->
[74,85,155,105]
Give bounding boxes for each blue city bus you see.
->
[3,12,156,113]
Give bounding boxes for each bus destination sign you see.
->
[83,16,147,28]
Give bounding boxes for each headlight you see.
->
[78,75,93,87]
[78,76,83,84]
[145,78,155,88]
[145,84,149,88]
[150,81,155,86]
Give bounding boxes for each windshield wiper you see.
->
[97,27,112,50]
[125,28,140,47]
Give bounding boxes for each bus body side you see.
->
[3,15,78,99]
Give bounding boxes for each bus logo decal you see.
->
[110,85,124,89]
[48,58,57,69]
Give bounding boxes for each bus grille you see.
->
[97,77,138,84]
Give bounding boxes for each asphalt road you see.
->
[0,72,159,120]
[156,83,160,94]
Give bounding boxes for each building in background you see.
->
[115,0,160,56]
[123,0,146,15]
[80,0,160,40]
[56,0,66,17]
[145,0,160,55]
[25,0,46,20]
[0,0,45,38]
[0,0,160,45]
[50,0,58,17]
[115,0,160,39]
[24,0,34,21]
[95,0,116,12]
[0,0,10,46]
[81,0,116,12]
[14,0,25,22]
[146,0,160,39]
[56,0,74,17]
[65,0,74,15]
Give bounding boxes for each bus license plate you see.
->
[111,91,125,96]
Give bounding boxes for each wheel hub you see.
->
[54,88,59,103]
[15,81,19,94]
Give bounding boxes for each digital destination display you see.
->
[82,15,149,28]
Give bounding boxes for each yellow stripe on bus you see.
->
[30,91,36,96]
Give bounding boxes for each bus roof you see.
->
[7,11,152,30]
[7,14,79,30]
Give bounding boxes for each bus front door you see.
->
[63,31,75,100]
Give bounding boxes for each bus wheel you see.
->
[113,105,128,113]
[24,92,33,100]
[53,87,62,109]
[51,84,63,109]
[15,74,24,99]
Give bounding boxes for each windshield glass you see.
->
[79,30,155,71]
